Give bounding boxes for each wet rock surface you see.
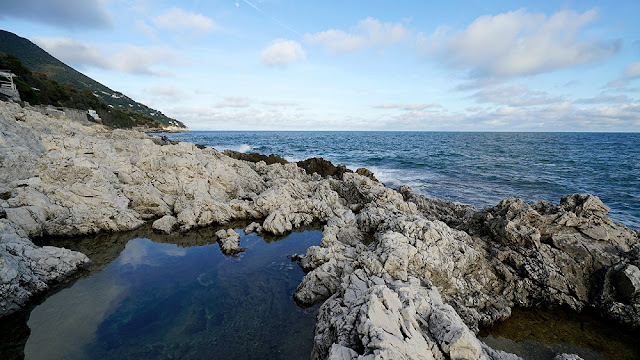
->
[297,157,352,179]
[223,149,288,165]
[1,100,639,359]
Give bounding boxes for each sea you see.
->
[161,131,640,229]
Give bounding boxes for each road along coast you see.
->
[1,100,638,359]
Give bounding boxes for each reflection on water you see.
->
[479,307,640,360]
[1,225,321,360]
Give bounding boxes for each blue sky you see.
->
[1,0,639,131]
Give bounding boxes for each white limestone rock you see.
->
[216,229,243,255]
[552,354,584,360]
[0,219,91,317]
[152,215,178,234]
[244,221,263,235]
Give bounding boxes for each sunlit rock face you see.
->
[1,100,639,359]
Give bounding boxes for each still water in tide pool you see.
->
[4,227,321,360]
[479,307,640,360]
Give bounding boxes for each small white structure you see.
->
[0,70,20,101]
[87,109,100,121]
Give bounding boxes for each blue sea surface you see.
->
[162,131,640,229]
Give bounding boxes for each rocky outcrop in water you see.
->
[1,100,638,359]
[223,149,288,165]
[215,228,243,255]
[297,157,351,179]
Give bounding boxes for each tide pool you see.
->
[1,225,321,360]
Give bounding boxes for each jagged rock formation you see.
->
[1,100,638,359]
[293,181,639,359]
[297,157,352,179]
[355,168,378,182]
[215,228,243,255]
[0,219,90,316]
[223,149,288,165]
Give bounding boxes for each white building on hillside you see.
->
[0,70,20,101]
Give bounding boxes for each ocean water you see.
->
[161,131,640,229]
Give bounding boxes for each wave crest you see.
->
[237,144,253,153]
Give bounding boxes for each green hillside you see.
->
[0,30,186,129]
[0,53,168,128]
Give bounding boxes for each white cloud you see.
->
[153,7,218,32]
[625,62,640,77]
[304,29,366,54]
[424,9,620,78]
[33,37,181,76]
[304,17,410,54]
[260,39,305,67]
[606,61,640,88]
[1,0,112,29]
[162,105,320,130]
[575,94,634,104]
[374,103,442,111]
[471,85,564,106]
[165,100,640,131]
[112,45,181,75]
[147,85,190,99]
[215,96,251,108]
[466,101,640,131]
[583,103,640,121]
[262,100,298,107]
[135,20,157,40]
[32,37,109,69]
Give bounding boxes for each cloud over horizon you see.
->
[471,85,564,107]
[374,103,443,111]
[215,96,252,108]
[147,85,190,100]
[423,9,621,79]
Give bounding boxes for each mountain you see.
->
[0,30,186,129]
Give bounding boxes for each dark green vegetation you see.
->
[0,53,161,128]
[0,30,186,129]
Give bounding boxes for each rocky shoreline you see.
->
[1,100,639,359]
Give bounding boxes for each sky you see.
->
[1,0,639,131]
